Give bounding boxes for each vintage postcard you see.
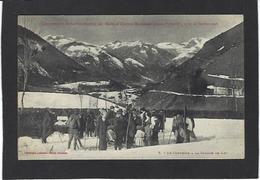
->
[17,15,245,160]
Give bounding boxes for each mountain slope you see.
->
[178,23,243,77]
[17,26,106,90]
[149,22,244,94]
[157,37,207,66]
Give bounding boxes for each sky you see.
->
[18,15,243,45]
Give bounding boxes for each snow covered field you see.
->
[18,118,244,160]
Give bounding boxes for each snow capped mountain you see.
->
[157,37,208,65]
[44,35,153,86]
[124,58,145,68]
[102,38,207,68]
[44,35,76,48]
[157,37,207,51]
[43,34,209,87]
[102,40,154,49]
[44,35,125,69]
[182,37,207,48]
[44,35,101,61]
[44,35,207,70]
[102,40,173,66]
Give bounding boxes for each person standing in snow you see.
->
[67,110,83,150]
[122,109,128,144]
[134,110,145,147]
[114,109,125,150]
[158,110,166,132]
[41,108,56,144]
[186,116,197,140]
[150,109,161,146]
[84,110,95,137]
[96,109,109,150]
[106,106,117,143]
[106,106,116,126]
[140,108,153,146]
[135,129,145,147]
[126,108,137,149]
[172,113,186,143]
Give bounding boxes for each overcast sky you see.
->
[18,15,243,45]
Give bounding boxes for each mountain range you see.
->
[149,22,244,94]
[17,22,243,95]
[17,25,209,90]
[43,35,206,86]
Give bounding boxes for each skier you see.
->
[84,110,95,137]
[126,109,137,149]
[114,109,125,150]
[96,109,109,150]
[105,106,116,143]
[67,110,83,150]
[150,109,161,146]
[172,113,186,143]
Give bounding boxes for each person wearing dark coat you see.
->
[105,106,116,125]
[158,110,166,131]
[84,110,95,137]
[150,110,161,146]
[135,111,142,126]
[190,117,197,139]
[96,109,109,150]
[78,111,85,139]
[41,109,56,143]
[126,110,137,149]
[122,109,129,143]
[114,109,125,150]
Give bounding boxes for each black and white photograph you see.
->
[17,15,245,160]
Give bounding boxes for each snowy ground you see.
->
[18,118,244,160]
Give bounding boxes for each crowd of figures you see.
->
[37,105,196,151]
[94,106,166,150]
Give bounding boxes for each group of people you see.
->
[95,106,166,150]
[64,105,166,151]
[40,106,196,151]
